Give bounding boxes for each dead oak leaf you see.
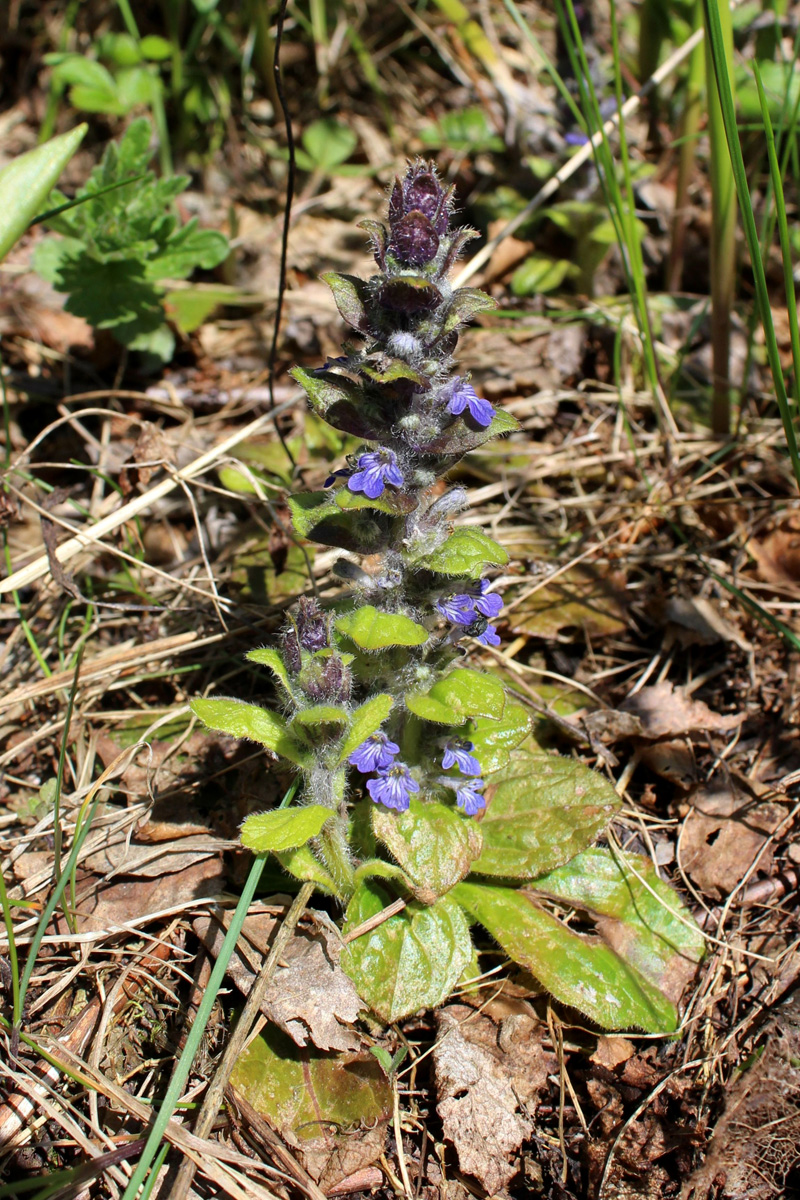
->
[433,1003,554,1194]
[681,785,785,900]
[194,908,362,1053]
[621,681,743,739]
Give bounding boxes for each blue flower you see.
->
[435,593,475,625]
[475,624,501,647]
[442,740,482,776]
[348,450,404,500]
[446,379,495,428]
[436,579,502,627]
[452,778,486,816]
[349,731,400,774]
[366,762,420,812]
[473,578,503,620]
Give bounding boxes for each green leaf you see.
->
[334,487,414,517]
[466,701,531,773]
[288,491,338,538]
[51,56,118,92]
[246,647,293,694]
[342,881,473,1022]
[302,118,358,172]
[292,704,350,728]
[532,848,704,990]
[335,605,428,651]
[140,35,173,61]
[511,255,575,296]
[359,358,427,386]
[472,749,621,879]
[190,698,312,767]
[337,693,395,765]
[289,365,358,418]
[405,668,506,726]
[0,124,87,262]
[240,804,333,853]
[275,844,340,895]
[453,881,678,1032]
[431,668,507,720]
[145,222,229,280]
[320,271,371,332]
[443,286,498,333]
[417,528,508,578]
[372,799,483,902]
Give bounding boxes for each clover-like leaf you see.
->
[372,799,483,903]
[335,605,428,650]
[342,880,473,1023]
[191,698,312,767]
[531,848,704,991]
[241,804,333,853]
[453,881,678,1033]
[337,693,395,765]
[417,528,508,578]
[466,701,531,773]
[472,748,620,879]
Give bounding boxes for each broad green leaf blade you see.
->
[342,881,473,1023]
[466,701,531,773]
[405,693,465,725]
[320,271,371,332]
[430,667,506,720]
[246,647,293,694]
[454,881,677,1033]
[288,491,338,537]
[417,528,508,578]
[276,844,340,895]
[335,605,428,650]
[532,848,704,991]
[190,698,312,767]
[241,804,333,853]
[0,124,87,261]
[289,366,358,419]
[337,693,395,765]
[372,799,483,902]
[473,748,620,879]
[292,704,350,728]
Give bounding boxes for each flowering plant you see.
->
[192,163,703,1029]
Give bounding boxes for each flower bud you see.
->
[295,596,328,651]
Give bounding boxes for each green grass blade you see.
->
[702,0,800,489]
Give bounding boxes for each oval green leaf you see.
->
[342,881,473,1023]
[417,528,508,579]
[335,605,428,650]
[453,881,678,1033]
[372,799,483,902]
[337,693,395,765]
[473,748,620,879]
[191,697,312,767]
[241,804,333,853]
[466,700,531,773]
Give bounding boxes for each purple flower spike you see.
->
[366,762,420,812]
[348,449,404,500]
[474,579,503,620]
[453,779,486,816]
[446,379,495,428]
[442,740,482,776]
[349,730,400,774]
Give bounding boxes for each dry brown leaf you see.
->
[637,739,698,789]
[747,511,800,586]
[622,681,743,739]
[507,565,628,641]
[70,856,225,933]
[194,908,363,1053]
[433,1003,554,1193]
[680,785,785,900]
[591,1035,636,1071]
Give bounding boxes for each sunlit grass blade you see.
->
[702,0,800,489]
[703,0,737,434]
[754,62,800,409]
